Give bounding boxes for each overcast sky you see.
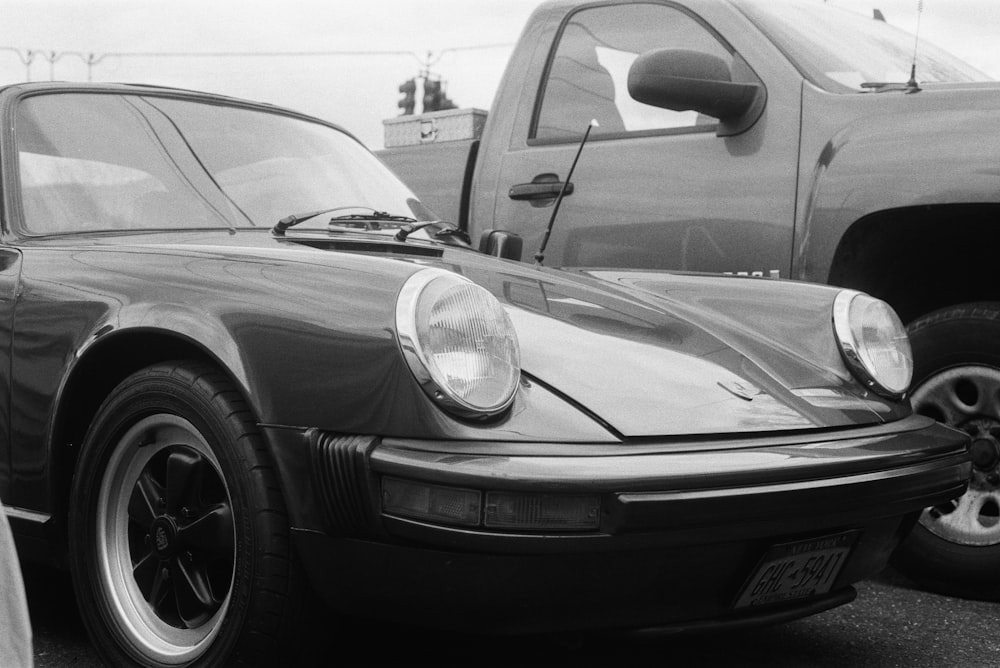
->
[2,0,998,149]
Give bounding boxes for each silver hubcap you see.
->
[97,414,236,664]
[911,365,1000,546]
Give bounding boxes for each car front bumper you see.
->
[265,415,969,633]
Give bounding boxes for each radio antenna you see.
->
[534,119,598,267]
[907,0,924,90]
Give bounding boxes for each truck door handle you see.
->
[508,178,574,201]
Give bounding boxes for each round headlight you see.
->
[396,269,520,418]
[833,290,912,397]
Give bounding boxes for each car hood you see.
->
[443,256,905,437]
[67,231,903,438]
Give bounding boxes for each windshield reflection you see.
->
[736,0,992,92]
[15,92,433,236]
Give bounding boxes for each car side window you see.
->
[533,3,733,142]
[15,94,237,235]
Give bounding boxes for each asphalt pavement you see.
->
[24,564,1000,667]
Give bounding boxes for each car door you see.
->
[480,1,800,276]
[0,249,19,502]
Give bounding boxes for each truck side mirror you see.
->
[627,49,765,136]
[479,229,523,261]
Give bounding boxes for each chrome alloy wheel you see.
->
[912,365,1000,547]
[96,413,236,664]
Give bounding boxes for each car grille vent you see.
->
[309,432,379,537]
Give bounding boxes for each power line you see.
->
[106,49,419,58]
[0,43,514,81]
[1,48,107,81]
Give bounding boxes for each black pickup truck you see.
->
[378,0,1000,600]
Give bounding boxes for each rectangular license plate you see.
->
[733,531,857,609]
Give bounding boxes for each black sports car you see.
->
[0,82,968,667]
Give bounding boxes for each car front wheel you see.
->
[891,303,1000,601]
[69,361,302,666]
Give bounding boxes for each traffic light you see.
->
[422,78,441,113]
[437,88,457,111]
[397,78,416,116]
[422,78,458,113]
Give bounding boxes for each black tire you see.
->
[68,361,302,666]
[891,302,1000,601]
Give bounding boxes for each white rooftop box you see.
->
[383,108,488,148]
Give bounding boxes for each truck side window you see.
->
[534,3,733,142]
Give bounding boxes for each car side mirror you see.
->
[479,230,523,261]
[627,48,765,136]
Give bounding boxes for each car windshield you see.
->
[15,92,434,235]
[735,0,992,93]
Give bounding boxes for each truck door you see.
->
[480,1,800,276]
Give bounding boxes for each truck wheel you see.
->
[68,361,302,666]
[891,302,1000,600]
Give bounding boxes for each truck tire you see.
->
[891,302,1000,600]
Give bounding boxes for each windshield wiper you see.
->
[394,220,471,245]
[273,205,470,246]
[860,81,916,92]
[272,206,416,236]
[330,212,417,229]
[861,66,921,94]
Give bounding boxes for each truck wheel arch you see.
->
[825,203,1000,324]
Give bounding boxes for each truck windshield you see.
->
[736,0,992,93]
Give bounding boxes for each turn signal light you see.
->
[381,478,602,532]
[381,477,480,527]
[484,492,601,531]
